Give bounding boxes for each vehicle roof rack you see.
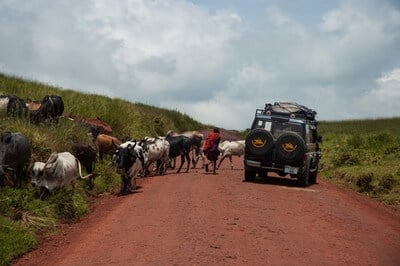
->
[263,102,317,120]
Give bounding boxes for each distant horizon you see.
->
[3,72,398,131]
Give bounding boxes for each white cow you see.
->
[217,140,245,169]
[31,152,94,192]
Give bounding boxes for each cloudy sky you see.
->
[1,0,399,130]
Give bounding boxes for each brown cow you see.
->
[90,127,122,161]
[25,100,42,111]
[67,115,113,135]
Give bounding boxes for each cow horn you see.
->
[47,152,59,163]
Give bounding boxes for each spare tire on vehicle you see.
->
[245,128,274,156]
[275,132,306,165]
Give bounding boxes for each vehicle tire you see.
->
[245,129,274,156]
[244,166,256,182]
[296,160,310,187]
[258,169,268,178]
[275,132,306,165]
[309,163,318,184]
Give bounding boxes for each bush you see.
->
[356,172,374,193]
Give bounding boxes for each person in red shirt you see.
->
[203,127,221,174]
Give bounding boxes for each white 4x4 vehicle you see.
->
[244,102,322,186]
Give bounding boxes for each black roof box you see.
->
[264,102,317,120]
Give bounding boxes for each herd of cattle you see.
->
[0,94,246,196]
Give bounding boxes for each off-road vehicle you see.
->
[244,102,322,186]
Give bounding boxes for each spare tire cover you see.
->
[275,132,306,164]
[245,129,274,156]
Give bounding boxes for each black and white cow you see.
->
[141,137,170,176]
[31,152,94,193]
[0,95,28,118]
[0,131,31,187]
[30,95,64,124]
[113,141,145,195]
[165,131,192,173]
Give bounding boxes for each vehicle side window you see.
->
[264,121,272,131]
[305,125,312,143]
[254,120,272,131]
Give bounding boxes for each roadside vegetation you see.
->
[0,73,399,265]
[319,118,400,205]
[0,73,205,265]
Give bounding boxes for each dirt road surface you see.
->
[14,156,400,265]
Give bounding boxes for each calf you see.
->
[31,152,94,193]
[165,131,192,173]
[90,127,122,161]
[217,140,245,169]
[0,131,31,187]
[113,141,145,194]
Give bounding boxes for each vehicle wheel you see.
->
[244,167,256,182]
[275,132,306,165]
[258,169,268,178]
[309,164,318,184]
[245,129,274,156]
[296,160,310,187]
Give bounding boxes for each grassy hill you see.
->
[0,73,399,264]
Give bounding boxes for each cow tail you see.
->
[76,158,91,179]
[76,159,84,178]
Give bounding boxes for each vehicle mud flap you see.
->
[275,132,306,165]
[244,165,256,182]
[297,160,310,187]
[309,162,318,184]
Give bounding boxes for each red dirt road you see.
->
[14,156,400,265]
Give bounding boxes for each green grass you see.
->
[0,216,37,265]
[319,118,400,205]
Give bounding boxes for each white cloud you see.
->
[355,68,400,117]
[0,0,399,130]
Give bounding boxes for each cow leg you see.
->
[169,157,176,169]
[120,175,127,194]
[88,176,94,190]
[217,155,227,169]
[191,148,201,169]
[39,187,49,200]
[229,156,233,170]
[212,159,217,174]
[131,177,136,191]
[177,155,185,173]
[184,151,190,173]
